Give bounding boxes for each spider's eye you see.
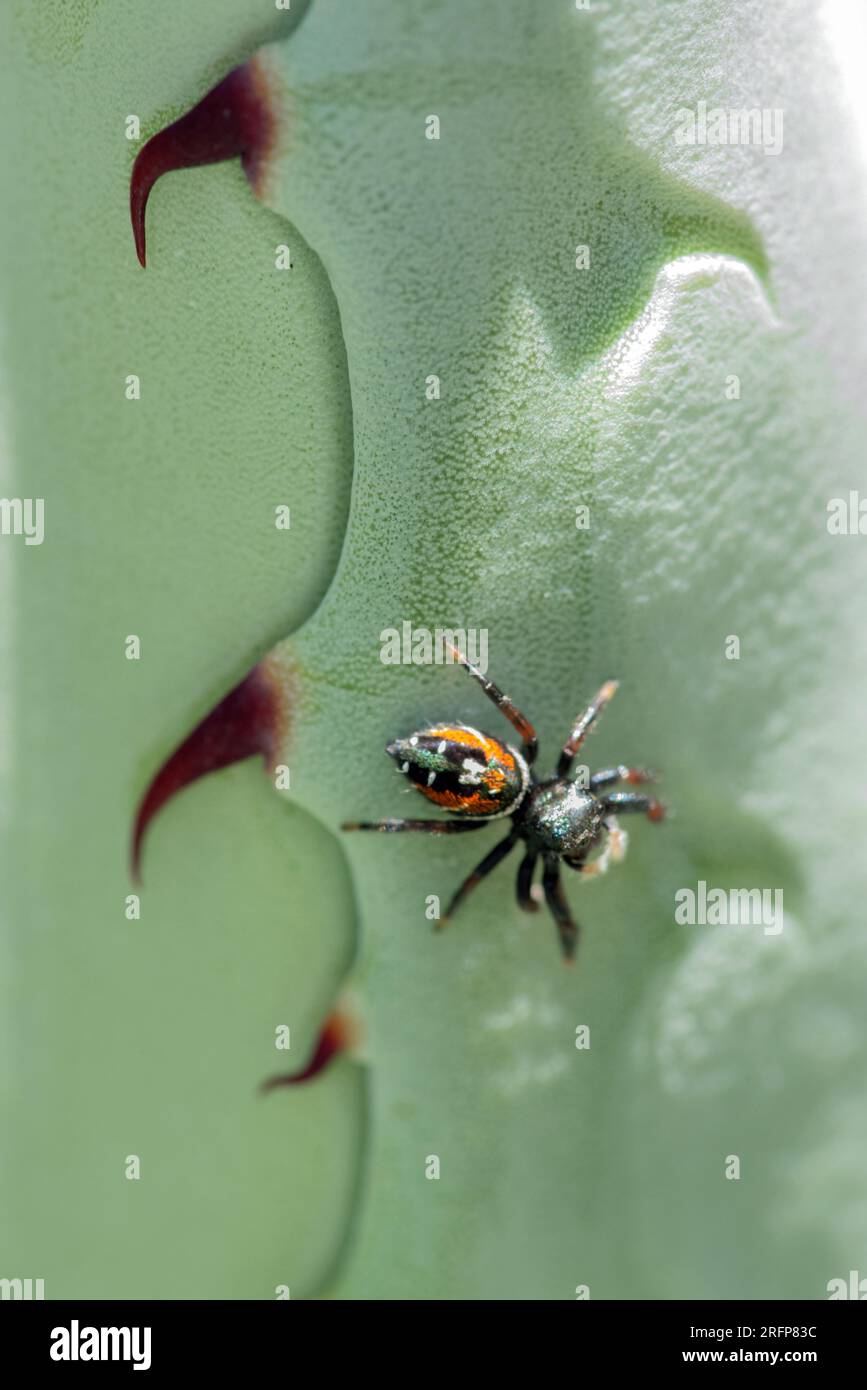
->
[386,725,525,816]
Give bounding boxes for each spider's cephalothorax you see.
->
[343,649,665,962]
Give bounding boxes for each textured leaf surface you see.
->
[3,0,867,1299]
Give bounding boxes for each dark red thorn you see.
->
[131,662,283,883]
[647,799,667,823]
[260,1011,357,1093]
[130,57,276,267]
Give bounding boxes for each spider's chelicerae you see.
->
[343,647,665,961]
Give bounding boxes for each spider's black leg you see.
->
[439,828,519,927]
[444,643,538,765]
[342,818,490,833]
[557,680,619,777]
[590,765,657,792]
[542,857,579,963]
[516,849,539,912]
[600,792,666,822]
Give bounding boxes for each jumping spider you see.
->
[343,647,665,961]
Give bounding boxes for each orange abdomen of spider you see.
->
[386,724,528,818]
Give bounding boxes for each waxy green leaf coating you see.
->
[3,0,867,1300]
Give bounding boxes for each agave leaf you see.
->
[0,0,356,1298]
[3,0,867,1300]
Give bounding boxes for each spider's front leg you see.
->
[600,792,666,823]
[542,858,579,963]
[589,766,657,792]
